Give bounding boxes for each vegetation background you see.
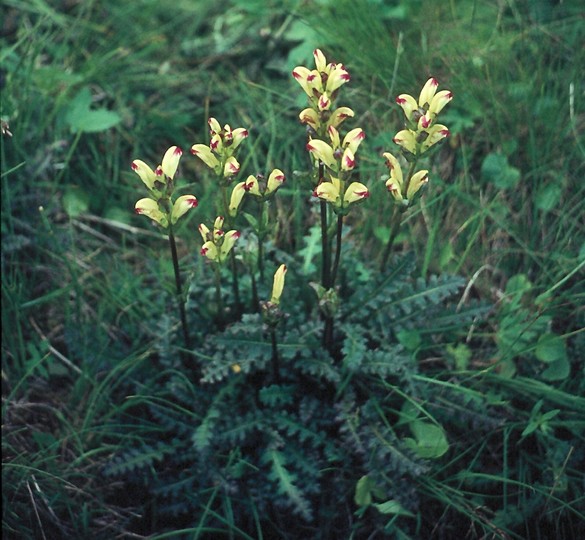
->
[2,0,584,538]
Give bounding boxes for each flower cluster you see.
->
[383,78,453,205]
[308,125,369,211]
[132,146,198,228]
[199,216,240,264]
[229,169,286,217]
[293,49,369,214]
[191,118,249,183]
[293,49,353,137]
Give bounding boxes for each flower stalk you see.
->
[293,49,370,355]
[131,146,198,351]
[380,77,453,272]
[168,225,191,349]
[261,264,287,383]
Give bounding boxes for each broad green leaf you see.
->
[541,357,570,381]
[405,420,449,459]
[62,186,90,217]
[354,475,385,507]
[535,183,562,212]
[481,152,521,189]
[536,333,567,364]
[396,330,421,352]
[354,475,373,507]
[64,86,121,133]
[374,499,415,517]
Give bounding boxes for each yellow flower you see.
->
[396,77,453,126]
[313,177,369,210]
[299,108,320,131]
[131,145,183,193]
[392,129,417,154]
[421,124,450,152]
[266,169,286,196]
[270,264,287,305]
[383,152,428,204]
[160,146,182,179]
[190,144,220,171]
[199,217,240,263]
[306,139,337,170]
[229,181,248,217]
[327,107,354,129]
[135,198,169,228]
[170,195,198,224]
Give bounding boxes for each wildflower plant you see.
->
[123,49,467,538]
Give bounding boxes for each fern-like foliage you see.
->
[103,248,486,538]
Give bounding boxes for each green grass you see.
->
[2,0,584,538]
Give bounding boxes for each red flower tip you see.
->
[131,161,138,170]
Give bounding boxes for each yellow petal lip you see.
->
[171,195,198,224]
[191,144,220,169]
[131,159,157,191]
[393,129,417,153]
[428,90,453,116]
[266,169,285,195]
[198,222,210,242]
[395,94,418,119]
[325,65,350,94]
[270,263,287,304]
[223,156,240,177]
[229,182,247,216]
[292,66,314,97]
[407,170,429,200]
[344,182,369,204]
[299,108,320,130]
[343,128,365,153]
[327,125,340,149]
[418,77,439,108]
[421,124,450,151]
[314,181,340,205]
[220,230,240,259]
[208,117,222,134]
[200,241,218,260]
[318,93,331,111]
[327,107,354,129]
[231,127,249,150]
[341,148,355,171]
[161,146,182,179]
[213,216,225,231]
[135,198,168,228]
[313,49,327,72]
[306,139,337,170]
